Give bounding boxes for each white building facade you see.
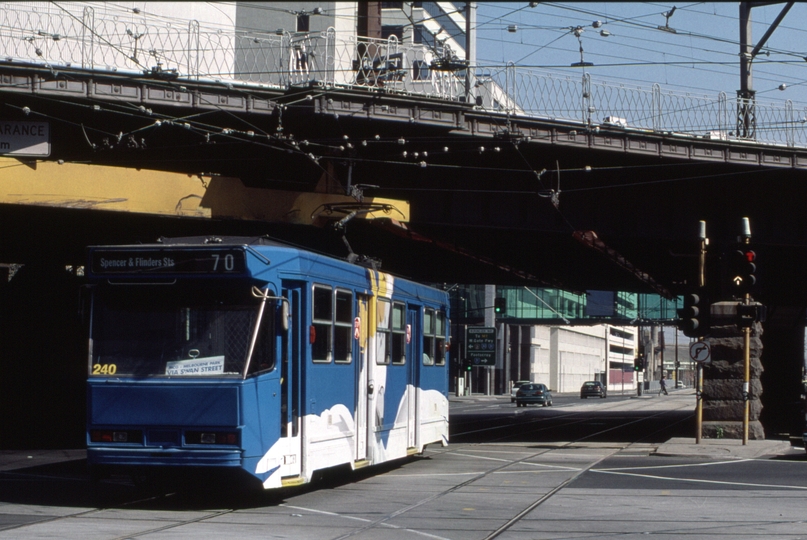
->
[503,324,638,395]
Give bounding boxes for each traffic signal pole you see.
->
[696,220,707,444]
[743,294,751,445]
[741,218,752,445]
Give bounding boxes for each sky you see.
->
[473,2,807,107]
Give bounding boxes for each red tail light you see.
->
[90,430,142,443]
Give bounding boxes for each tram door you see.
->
[280,286,302,478]
[355,294,370,462]
[406,305,420,450]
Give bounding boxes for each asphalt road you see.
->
[2,390,806,539]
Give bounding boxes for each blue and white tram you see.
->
[85,237,449,489]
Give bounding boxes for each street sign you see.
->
[466,326,496,366]
[689,341,711,363]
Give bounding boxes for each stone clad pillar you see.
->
[702,302,764,439]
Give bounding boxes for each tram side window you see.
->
[311,286,354,364]
[377,299,405,365]
[423,308,434,366]
[376,298,391,365]
[422,308,446,366]
[334,289,353,363]
[434,310,446,366]
[391,302,406,365]
[312,286,333,363]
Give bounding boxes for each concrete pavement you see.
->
[653,436,798,459]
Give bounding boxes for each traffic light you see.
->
[494,297,507,315]
[633,355,644,371]
[678,291,709,338]
[729,247,757,293]
[465,361,472,371]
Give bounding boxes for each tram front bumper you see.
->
[87,446,244,468]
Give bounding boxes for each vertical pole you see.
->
[464,2,476,105]
[659,325,665,384]
[737,2,755,139]
[738,3,753,100]
[674,328,679,386]
[485,284,495,396]
[743,309,751,445]
[696,220,707,443]
[741,217,752,445]
[696,362,703,444]
[742,274,752,443]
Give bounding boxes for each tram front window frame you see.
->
[88,282,277,378]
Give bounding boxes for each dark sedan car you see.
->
[580,381,607,399]
[515,383,553,407]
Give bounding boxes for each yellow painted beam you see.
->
[0,158,409,225]
[202,176,409,225]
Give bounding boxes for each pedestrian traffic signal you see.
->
[678,292,709,338]
[494,297,507,315]
[730,248,757,293]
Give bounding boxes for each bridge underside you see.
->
[2,66,807,303]
[1,66,807,443]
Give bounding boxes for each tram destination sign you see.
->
[466,326,496,366]
[90,248,247,275]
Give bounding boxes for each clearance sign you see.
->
[0,121,50,156]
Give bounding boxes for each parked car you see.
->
[675,381,686,389]
[580,381,607,399]
[510,380,531,403]
[515,383,553,407]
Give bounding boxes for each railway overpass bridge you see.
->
[2,59,807,443]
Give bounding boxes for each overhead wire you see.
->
[475,2,807,101]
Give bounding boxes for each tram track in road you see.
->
[306,403,696,540]
[477,408,698,540]
[450,393,693,444]
[0,398,696,539]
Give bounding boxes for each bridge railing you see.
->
[2,2,807,148]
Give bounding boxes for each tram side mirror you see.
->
[281,299,289,332]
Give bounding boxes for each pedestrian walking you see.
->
[659,375,668,396]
